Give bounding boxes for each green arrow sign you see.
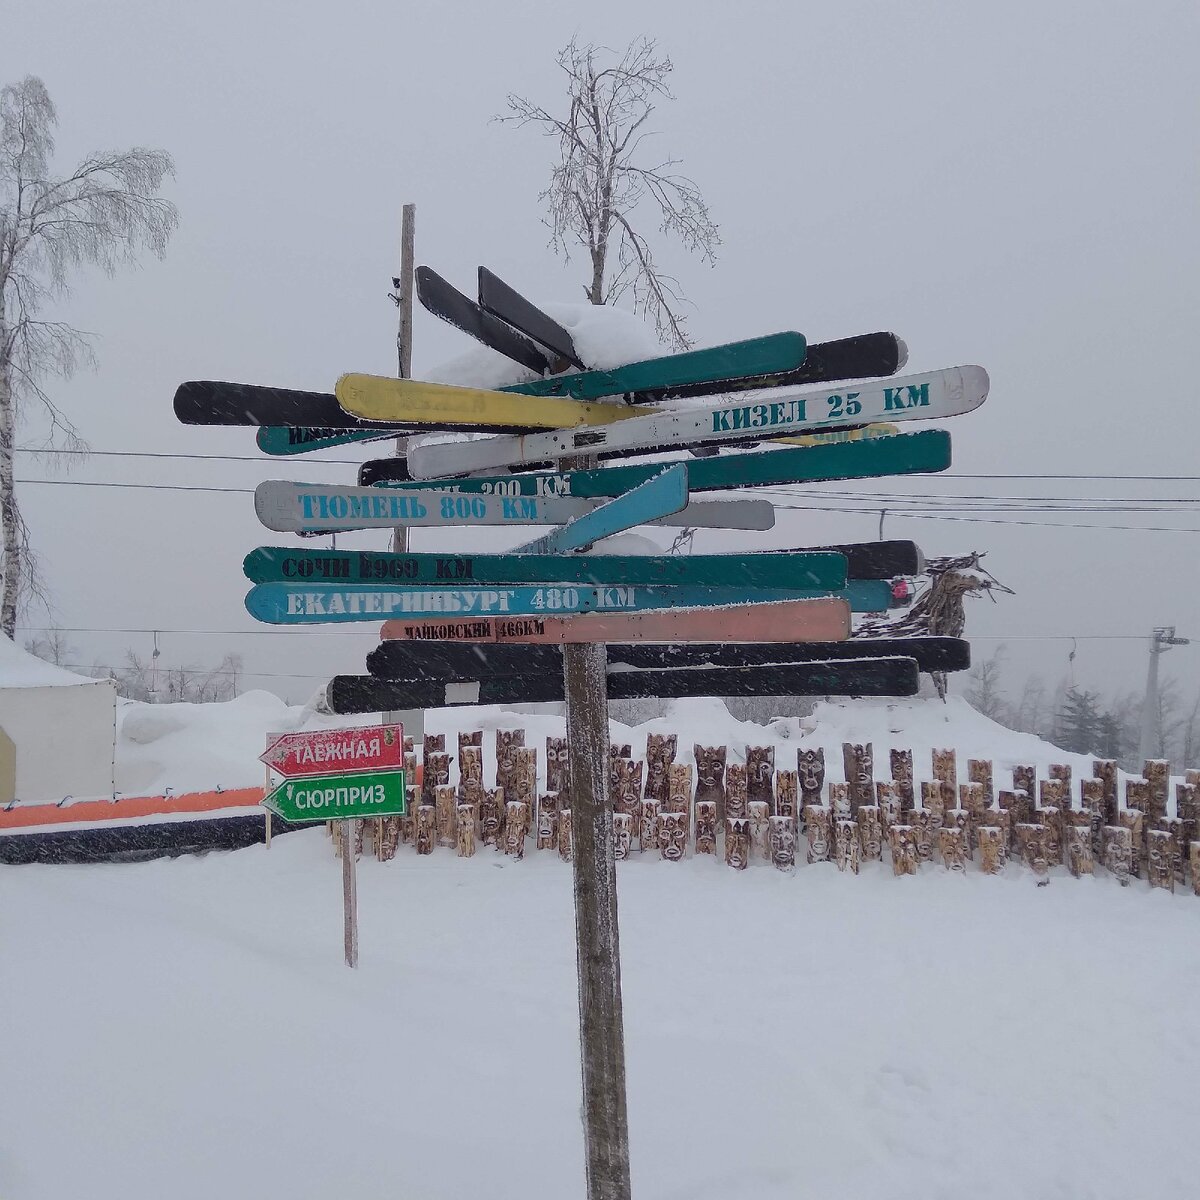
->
[263,769,406,822]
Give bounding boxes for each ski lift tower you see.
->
[1138,626,1190,762]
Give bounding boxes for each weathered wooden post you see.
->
[563,612,631,1199]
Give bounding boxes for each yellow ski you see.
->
[335,373,657,432]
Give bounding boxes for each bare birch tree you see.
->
[0,76,177,637]
[501,36,719,347]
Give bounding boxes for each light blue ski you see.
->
[516,464,688,555]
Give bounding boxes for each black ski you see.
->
[478,266,585,369]
[417,266,551,374]
[174,381,399,429]
[327,657,920,714]
[778,540,924,579]
[661,331,908,401]
[367,637,965,682]
[173,380,541,434]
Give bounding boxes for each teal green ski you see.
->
[499,332,806,401]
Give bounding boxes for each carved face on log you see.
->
[828,782,851,823]
[775,770,798,819]
[1011,765,1036,801]
[1036,807,1063,866]
[834,819,860,874]
[435,784,457,846]
[748,800,770,859]
[746,747,775,806]
[768,815,796,871]
[496,730,525,792]
[909,810,934,862]
[725,763,749,820]
[609,754,628,805]
[645,733,678,801]
[1104,826,1132,884]
[694,745,727,806]
[658,812,687,861]
[479,790,502,845]
[938,827,967,872]
[977,825,1006,873]
[610,743,631,761]
[932,748,957,789]
[1048,762,1072,789]
[797,748,825,799]
[968,758,993,802]
[875,782,902,829]
[415,805,436,855]
[1146,830,1174,891]
[725,817,750,869]
[694,801,717,854]
[424,733,445,756]
[804,805,831,864]
[558,809,573,862]
[456,804,476,858]
[460,747,483,790]
[504,800,528,859]
[857,805,882,860]
[1018,823,1049,878]
[536,806,558,851]
[622,761,644,816]
[888,825,918,876]
[1065,824,1093,877]
[458,730,482,760]
[640,799,660,851]
[546,737,569,794]
[612,812,632,861]
[667,763,692,813]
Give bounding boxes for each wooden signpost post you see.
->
[258,725,405,968]
[174,240,991,1200]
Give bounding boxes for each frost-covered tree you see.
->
[501,36,719,347]
[1055,687,1103,754]
[964,646,1008,721]
[0,76,177,636]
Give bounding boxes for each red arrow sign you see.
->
[260,724,404,778]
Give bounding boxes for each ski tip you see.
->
[961,364,990,401]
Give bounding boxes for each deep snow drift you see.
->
[113,690,1156,805]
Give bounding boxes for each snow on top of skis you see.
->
[425,301,664,390]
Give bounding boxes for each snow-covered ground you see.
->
[3,813,1197,1200]
[3,692,1197,1197]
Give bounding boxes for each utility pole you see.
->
[392,203,415,556]
[384,204,422,749]
[1138,626,1190,762]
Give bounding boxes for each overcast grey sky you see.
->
[5,0,1199,706]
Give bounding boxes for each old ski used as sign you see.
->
[406,367,988,478]
[326,656,921,714]
[242,547,848,590]
[244,580,891,625]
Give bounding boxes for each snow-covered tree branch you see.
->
[0,75,177,636]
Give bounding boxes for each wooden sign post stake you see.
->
[562,452,632,1200]
[342,817,358,969]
